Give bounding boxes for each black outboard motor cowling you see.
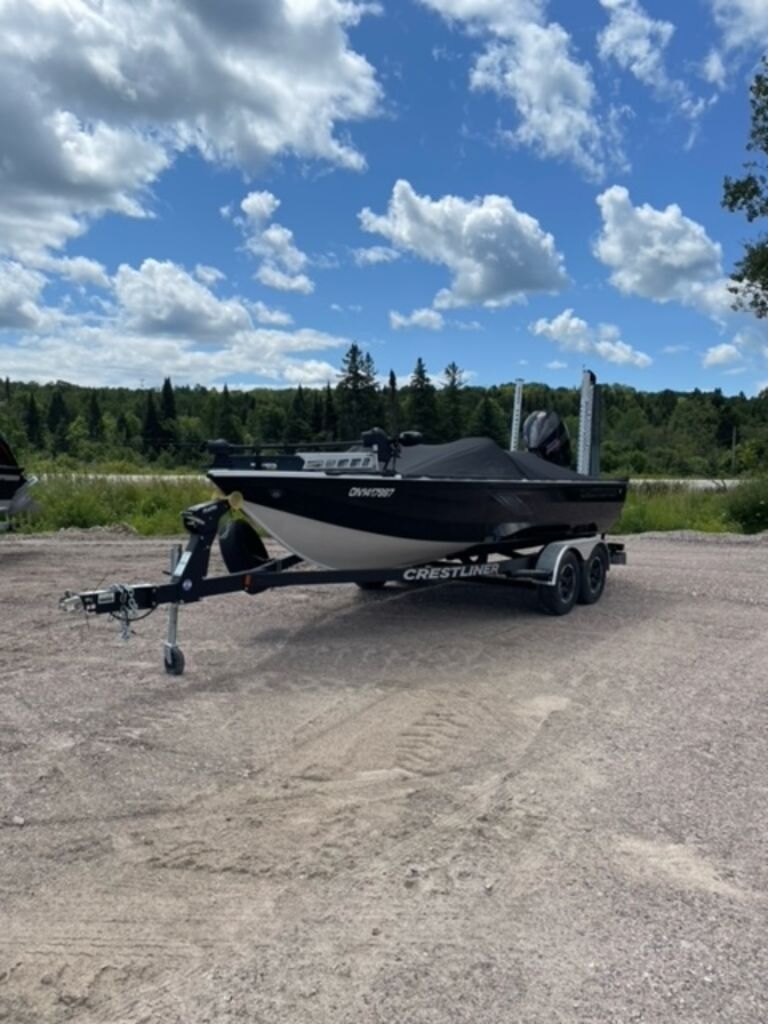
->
[522,410,572,467]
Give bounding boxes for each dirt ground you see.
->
[0,529,766,1023]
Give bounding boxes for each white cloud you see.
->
[194,264,226,287]
[530,308,652,367]
[547,359,567,369]
[251,300,293,326]
[0,0,381,259]
[703,342,741,367]
[360,179,567,309]
[256,266,314,294]
[701,49,727,89]
[235,190,315,294]
[0,260,48,329]
[710,0,768,51]
[594,186,731,316]
[597,0,706,121]
[421,0,621,179]
[33,255,111,289]
[389,308,446,330]
[114,259,252,339]
[353,246,401,266]
[241,192,282,224]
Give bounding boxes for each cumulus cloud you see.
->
[360,179,567,309]
[594,186,731,317]
[0,260,49,329]
[710,0,768,51]
[0,0,381,260]
[421,0,621,179]
[0,257,352,387]
[597,0,707,121]
[237,191,315,294]
[530,308,652,367]
[703,342,741,367]
[353,246,401,266]
[251,300,293,326]
[194,264,226,287]
[114,259,252,339]
[389,308,446,330]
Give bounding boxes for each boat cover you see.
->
[395,437,586,480]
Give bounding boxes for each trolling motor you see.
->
[361,427,422,473]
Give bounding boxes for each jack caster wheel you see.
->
[538,551,580,616]
[164,645,186,676]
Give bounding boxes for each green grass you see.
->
[13,475,214,536]
[616,483,738,534]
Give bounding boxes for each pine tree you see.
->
[141,392,163,456]
[86,392,104,442]
[467,395,507,446]
[160,377,177,421]
[322,383,338,440]
[405,358,438,440]
[439,362,465,441]
[284,386,311,443]
[214,385,242,443]
[336,343,381,438]
[24,393,44,448]
[386,369,399,436]
[47,388,70,454]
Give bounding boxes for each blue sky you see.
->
[1,0,768,395]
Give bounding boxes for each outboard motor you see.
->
[522,410,572,467]
[361,427,393,467]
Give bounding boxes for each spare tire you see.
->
[218,518,269,572]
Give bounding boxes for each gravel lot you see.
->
[0,530,766,1023]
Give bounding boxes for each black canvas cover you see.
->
[395,437,585,480]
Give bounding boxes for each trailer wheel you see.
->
[218,518,268,572]
[538,551,580,616]
[578,548,607,605]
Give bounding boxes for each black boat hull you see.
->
[208,469,627,569]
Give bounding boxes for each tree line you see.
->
[1,343,767,477]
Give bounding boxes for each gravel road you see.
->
[0,530,766,1023]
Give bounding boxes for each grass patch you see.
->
[616,483,737,534]
[14,476,214,536]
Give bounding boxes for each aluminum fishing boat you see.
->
[207,421,627,571]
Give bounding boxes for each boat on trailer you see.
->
[60,373,627,676]
[0,433,37,531]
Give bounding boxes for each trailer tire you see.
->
[218,518,268,573]
[578,547,607,605]
[538,551,580,616]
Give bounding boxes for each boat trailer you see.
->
[60,496,626,676]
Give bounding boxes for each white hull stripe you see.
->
[241,500,476,570]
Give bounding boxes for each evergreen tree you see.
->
[214,385,242,443]
[24,393,44,448]
[322,383,338,440]
[86,392,104,442]
[439,361,465,441]
[309,389,324,438]
[467,395,507,446]
[386,369,399,436]
[160,377,177,421]
[3,378,10,401]
[336,343,381,438]
[405,357,438,440]
[46,389,70,454]
[284,386,312,443]
[141,392,163,456]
